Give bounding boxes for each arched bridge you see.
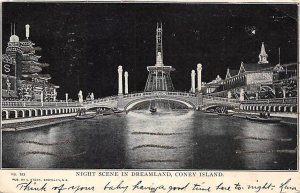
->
[201,95,241,110]
[83,91,241,111]
[1,92,241,121]
[84,91,199,110]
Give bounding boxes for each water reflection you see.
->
[237,121,296,170]
[125,110,195,169]
[20,125,84,167]
[2,110,297,170]
[189,114,245,169]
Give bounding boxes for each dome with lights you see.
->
[9,34,19,42]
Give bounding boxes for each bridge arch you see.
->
[261,85,275,93]
[124,97,196,111]
[18,110,25,118]
[31,109,37,117]
[25,109,31,117]
[85,105,114,110]
[38,109,42,116]
[9,110,17,118]
[2,110,9,119]
[202,104,235,111]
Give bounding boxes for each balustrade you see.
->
[3,92,201,108]
[203,95,239,103]
[242,97,297,104]
[2,101,81,107]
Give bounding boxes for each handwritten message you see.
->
[103,179,297,193]
[7,171,300,193]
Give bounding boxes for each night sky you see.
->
[2,3,298,100]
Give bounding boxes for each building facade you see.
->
[2,24,59,101]
[204,42,297,100]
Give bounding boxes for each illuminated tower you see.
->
[258,42,269,64]
[144,22,175,91]
[3,23,21,94]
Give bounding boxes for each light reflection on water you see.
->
[237,121,294,170]
[125,110,195,169]
[2,110,297,169]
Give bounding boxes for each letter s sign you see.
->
[4,64,11,73]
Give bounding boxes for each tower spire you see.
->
[9,23,19,42]
[25,24,30,39]
[278,47,281,65]
[226,68,231,79]
[144,23,175,92]
[258,42,269,64]
[156,22,163,67]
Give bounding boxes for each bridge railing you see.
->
[123,91,196,98]
[2,101,81,108]
[81,91,198,107]
[241,97,297,104]
[203,95,239,103]
[123,92,147,98]
[84,95,119,105]
[167,92,196,97]
[82,91,197,106]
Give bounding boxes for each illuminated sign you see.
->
[3,62,15,75]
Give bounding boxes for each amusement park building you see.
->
[204,42,297,100]
[1,24,59,101]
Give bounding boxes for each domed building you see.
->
[2,24,21,100]
[2,24,59,101]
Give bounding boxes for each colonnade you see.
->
[240,104,297,113]
[2,107,81,120]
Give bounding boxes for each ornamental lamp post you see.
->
[65,93,69,103]
[197,63,202,92]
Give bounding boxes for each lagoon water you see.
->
[2,110,297,170]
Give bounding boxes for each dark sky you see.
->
[2,3,298,99]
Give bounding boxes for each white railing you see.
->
[84,95,118,105]
[241,97,297,104]
[123,91,196,99]
[83,91,197,105]
[203,95,239,103]
[3,92,249,108]
[2,92,198,108]
[2,101,80,107]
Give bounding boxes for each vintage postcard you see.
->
[0,1,299,193]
